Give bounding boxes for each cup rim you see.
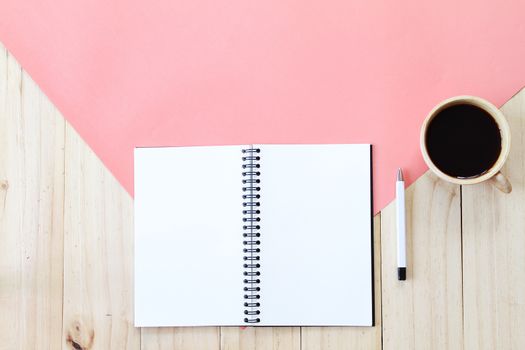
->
[420,95,511,185]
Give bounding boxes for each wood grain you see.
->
[301,215,382,350]
[62,123,140,349]
[220,327,299,350]
[462,88,525,350]
[0,46,65,350]
[141,327,220,350]
[381,172,463,350]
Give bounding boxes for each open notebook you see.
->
[134,144,373,327]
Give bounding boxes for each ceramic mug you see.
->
[420,95,512,193]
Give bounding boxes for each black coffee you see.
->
[425,104,502,178]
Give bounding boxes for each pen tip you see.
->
[397,168,404,181]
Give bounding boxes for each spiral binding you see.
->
[242,147,261,324]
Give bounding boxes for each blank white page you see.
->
[134,146,245,326]
[256,144,373,326]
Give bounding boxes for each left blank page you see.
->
[134,146,245,326]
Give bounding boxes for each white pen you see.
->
[396,168,407,281]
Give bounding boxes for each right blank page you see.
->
[257,144,373,326]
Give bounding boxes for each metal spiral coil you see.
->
[242,147,261,324]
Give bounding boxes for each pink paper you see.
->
[1,0,524,212]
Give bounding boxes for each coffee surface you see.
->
[425,104,502,178]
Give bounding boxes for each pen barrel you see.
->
[396,181,406,268]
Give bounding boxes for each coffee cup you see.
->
[420,95,511,193]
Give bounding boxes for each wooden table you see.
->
[1,42,524,350]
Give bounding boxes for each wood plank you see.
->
[381,171,463,350]
[0,45,65,349]
[301,214,382,350]
[141,327,220,350]
[220,327,299,350]
[462,88,525,349]
[62,123,140,349]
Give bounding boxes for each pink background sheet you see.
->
[1,0,525,212]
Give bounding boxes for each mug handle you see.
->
[489,172,512,193]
